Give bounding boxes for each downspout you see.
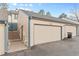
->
[27,16,32,49]
[61,27,63,40]
[76,25,77,36]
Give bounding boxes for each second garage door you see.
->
[34,24,61,45]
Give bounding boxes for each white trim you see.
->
[4,22,9,53]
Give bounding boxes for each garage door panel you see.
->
[34,25,61,45]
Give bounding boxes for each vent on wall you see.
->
[67,32,72,38]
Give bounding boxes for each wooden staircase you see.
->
[9,31,20,42]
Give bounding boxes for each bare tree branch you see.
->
[68,4,79,22]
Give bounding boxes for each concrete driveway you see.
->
[3,36,79,56]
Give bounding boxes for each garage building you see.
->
[18,10,79,48]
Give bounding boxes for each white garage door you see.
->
[0,24,5,55]
[34,25,61,45]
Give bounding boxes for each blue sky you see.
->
[8,3,79,17]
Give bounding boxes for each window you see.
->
[14,14,18,19]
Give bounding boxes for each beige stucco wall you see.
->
[18,10,28,46]
[0,24,5,55]
[64,25,76,38]
[30,19,77,46]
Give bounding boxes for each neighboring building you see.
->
[18,10,79,48]
[8,10,18,31]
[0,8,8,55]
[0,8,8,20]
[0,20,8,55]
